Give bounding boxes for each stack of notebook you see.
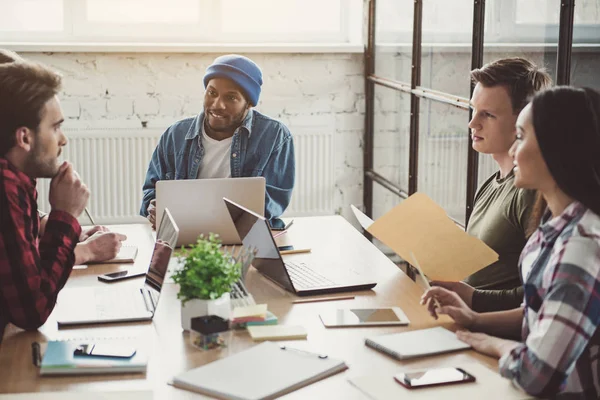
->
[39,340,148,376]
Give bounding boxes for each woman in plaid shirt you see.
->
[423,86,600,399]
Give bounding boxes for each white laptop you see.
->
[55,209,179,327]
[156,177,266,246]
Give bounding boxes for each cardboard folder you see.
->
[366,193,498,281]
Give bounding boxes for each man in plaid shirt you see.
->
[0,60,90,341]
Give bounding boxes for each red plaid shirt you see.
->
[0,158,81,339]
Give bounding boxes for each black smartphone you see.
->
[97,270,146,283]
[73,344,136,358]
[269,218,294,231]
[394,367,476,389]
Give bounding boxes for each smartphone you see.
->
[394,367,476,389]
[97,270,146,283]
[269,218,294,231]
[73,343,136,358]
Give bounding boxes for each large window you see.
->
[364,0,600,228]
[0,0,361,45]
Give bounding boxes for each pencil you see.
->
[279,248,311,255]
[84,207,96,225]
[292,295,355,304]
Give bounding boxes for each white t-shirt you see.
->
[197,124,233,179]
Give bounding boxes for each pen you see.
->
[84,207,96,225]
[272,230,287,239]
[284,219,294,231]
[292,295,355,304]
[31,342,41,367]
[410,251,441,309]
[280,248,311,255]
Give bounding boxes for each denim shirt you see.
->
[140,109,295,220]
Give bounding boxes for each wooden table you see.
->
[0,216,496,398]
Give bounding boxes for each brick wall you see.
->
[24,52,366,220]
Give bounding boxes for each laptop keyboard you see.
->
[284,261,335,289]
[94,288,152,318]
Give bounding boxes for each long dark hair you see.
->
[531,86,600,216]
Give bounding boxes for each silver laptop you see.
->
[156,177,265,246]
[224,198,377,296]
[55,209,179,327]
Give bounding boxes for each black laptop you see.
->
[224,198,377,296]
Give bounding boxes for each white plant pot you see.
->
[180,292,231,331]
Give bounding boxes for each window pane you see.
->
[418,100,469,224]
[517,0,600,25]
[422,0,473,39]
[221,0,341,34]
[0,0,63,31]
[571,1,600,90]
[373,85,411,193]
[484,0,559,81]
[420,0,474,98]
[374,0,413,83]
[574,0,600,24]
[87,0,200,24]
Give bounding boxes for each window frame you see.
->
[0,0,361,47]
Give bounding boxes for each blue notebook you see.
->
[40,340,148,376]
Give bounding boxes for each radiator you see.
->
[36,127,334,224]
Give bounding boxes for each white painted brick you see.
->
[182,96,204,116]
[158,96,184,117]
[79,99,107,120]
[331,93,358,113]
[106,97,134,118]
[335,114,364,131]
[135,97,160,116]
[62,78,105,97]
[60,98,80,119]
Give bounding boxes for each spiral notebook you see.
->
[172,341,347,400]
[365,327,471,360]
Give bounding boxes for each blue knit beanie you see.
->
[203,54,263,106]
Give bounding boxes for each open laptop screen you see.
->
[224,198,295,292]
[145,208,179,292]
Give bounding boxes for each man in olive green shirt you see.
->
[436,58,551,313]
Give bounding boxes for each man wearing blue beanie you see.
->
[140,54,295,227]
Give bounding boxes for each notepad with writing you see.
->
[365,327,471,360]
[93,245,138,264]
[40,340,148,375]
[172,341,347,400]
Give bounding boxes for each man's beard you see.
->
[205,108,248,133]
[25,143,60,178]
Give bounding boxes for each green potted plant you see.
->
[172,234,241,331]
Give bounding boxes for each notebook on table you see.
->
[365,326,471,360]
[87,245,139,264]
[247,325,308,342]
[172,341,347,400]
[39,340,148,376]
